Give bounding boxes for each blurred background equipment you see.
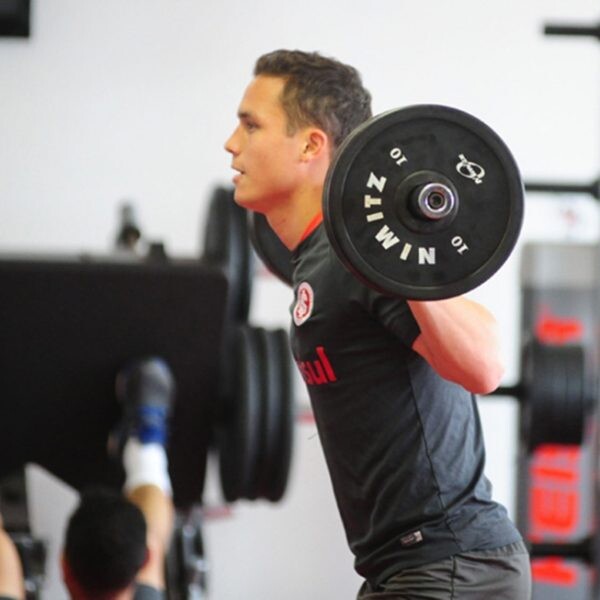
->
[0,190,297,598]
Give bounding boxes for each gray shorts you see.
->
[357,541,531,599]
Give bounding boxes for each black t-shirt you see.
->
[290,223,521,586]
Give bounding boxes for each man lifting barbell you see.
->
[0,359,175,600]
[225,49,531,598]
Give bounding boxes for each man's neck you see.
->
[265,185,323,250]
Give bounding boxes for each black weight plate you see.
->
[238,325,264,501]
[248,212,294,287]
[522,340,554,449]
[563,344,588,443]
[203,186,253,321]
[523,341,587,450]
[218,325,262,502]
[547,344,586,446]
[244,326,269,501]
[266,329,294,502]
[547,345,568,438]
[323,105,524,299]
[520,340,542,449]
[255,327,284,500]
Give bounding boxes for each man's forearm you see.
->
[408,297,504,394]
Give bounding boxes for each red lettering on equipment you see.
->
[535,307,583,344]
[529,445,580,541]
[531,488,579,536]
[529,307,585,590]
[532,558,578,587]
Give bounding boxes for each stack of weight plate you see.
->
[202,186,294,503]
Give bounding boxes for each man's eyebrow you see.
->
[237,110,254,120]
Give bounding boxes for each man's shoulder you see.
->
[295,229,364,295]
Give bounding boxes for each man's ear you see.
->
[301,128,330,161]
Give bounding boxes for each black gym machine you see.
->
[0,252,227,599]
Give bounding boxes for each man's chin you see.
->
[231,192,265,214]
[230,187,245,206]
[231,192,250,209]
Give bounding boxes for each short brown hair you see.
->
[254,49,372,149]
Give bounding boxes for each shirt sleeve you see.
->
[362,287,421,348]
[329,240,421,349]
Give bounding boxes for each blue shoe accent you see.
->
[137,404,169,445]
[108,357,175,458]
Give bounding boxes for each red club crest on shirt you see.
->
[293,282,314,326]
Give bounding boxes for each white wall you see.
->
[2,1,600,598]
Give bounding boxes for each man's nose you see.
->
[224,128,239,155]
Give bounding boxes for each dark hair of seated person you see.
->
[64,487,147,596]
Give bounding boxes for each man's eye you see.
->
[245,121,258,131]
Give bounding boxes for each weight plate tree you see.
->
[516,242,600,600]
[216,325,294,503]
[491,338,594,451]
